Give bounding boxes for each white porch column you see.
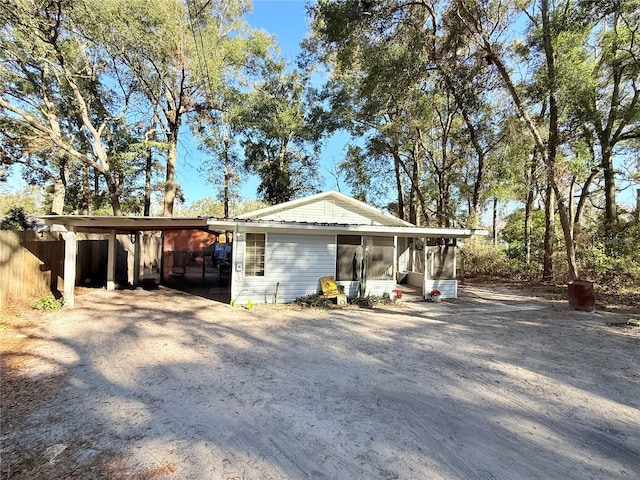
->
[63,229,77,308]
[422,239,428,299]
[106,230,116,290]
[393,236,398,280]
[133,231,141,286]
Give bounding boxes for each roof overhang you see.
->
[207,218,488,238]
[39,215,488,239]
[39,215,211,233]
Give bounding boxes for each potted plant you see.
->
[429,289,441,302]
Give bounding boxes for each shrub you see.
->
[459,237,509,277]
[34,295,64,311]
[1,206,36,231]
[350,295,384,309]
[293,294,330,308]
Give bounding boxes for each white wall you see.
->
[406,272,424,288]
[336,280,397,298]
[424,279,457,299]
[259,199,386,225]
[231,232,336,305]
[397,237,411,272]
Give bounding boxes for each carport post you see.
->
[133,231,141,286]
[106,230,116,291]
[63,228,77,308]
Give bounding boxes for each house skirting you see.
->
[336,280,397,298]
[425,279,457,299]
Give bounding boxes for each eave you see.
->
[39,215,211,233]
[207,218,488,238]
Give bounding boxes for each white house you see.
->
[41,191,486,307]
[206,191,486,304]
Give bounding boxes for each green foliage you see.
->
[577,219,640,291]
[350,295,384,309]
[293,294,330,308]
[459,237,509,277]
[1,0,273,217]
[0,188,40,217]
[239,61,321,204]
[294,293,385,309]
[1,206,36,230]
[461,214,640,292]
[501,208,550,260]
[34,295,64,311]
[179,197,269,217]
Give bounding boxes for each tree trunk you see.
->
[80,163,90,215]
[50,177,66,215]
[541,0,557,282]
[492,197,498,246]
[601,144,617,228]
[163,128,178,217]
[223,148,230,219]
[144,146,152,216]
[478,0,579,280]
[438,68,485,223]
[410,145,422,225]
[541,0,578,281]
[573,167,599,237]
[524,148,538,265]
[524,191,533,265]
[392,149,405,221]
[106,173,123,216]
[542,181,555,282]
[553,185,578,280]
[144,111,158,217]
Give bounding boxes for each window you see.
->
[336,235,395,281]
[365,236,394,280]
[427,244,455,280]
[336,235,362,281]
[245,233,265,276]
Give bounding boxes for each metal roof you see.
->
[39,214,487,238]
[206,218,487,238]
[39,215,211,232]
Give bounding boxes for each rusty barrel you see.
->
[568,280,595,312]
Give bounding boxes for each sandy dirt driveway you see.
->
[2,285,639,479]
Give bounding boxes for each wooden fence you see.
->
[0,230,64,308]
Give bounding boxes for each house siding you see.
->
[336,280,397,298]
[424,279,457,299]
[232,233,336,305]
[258,199,386,225]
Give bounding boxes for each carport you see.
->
[39,216,219,307]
